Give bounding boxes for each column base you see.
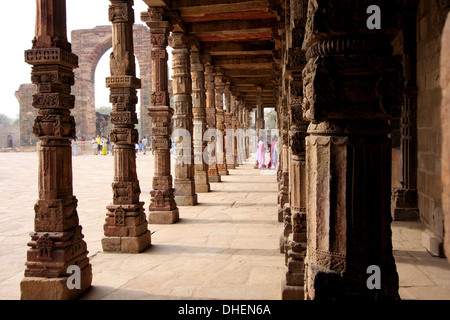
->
[196,184,210,193]
[175,194,198,206]
[102,230,151,253]
[209,175,221,182]
[281,280,305,300]
[422,228,445,257]
[148,209,179,224]
[392,207,420,221]
[218,170,229,176]
[279,234,285,253]
[20,264,92,300]
[227,163,235,169]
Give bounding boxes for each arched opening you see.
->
[94,47,142,138]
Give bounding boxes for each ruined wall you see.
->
[0,125,20,149]
[416,0,450,256]
[71,24,152,141]
[15,84,38,147]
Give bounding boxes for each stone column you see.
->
[224,83,235,169]
[277,98,290,222]
[170,32,198,206]
[254,86,265,168]
[215,72,229,176]
[191,50,210,193]
[142,7,179,224]
[20,0,92,300]
[302,1,402,300]
[204,61,221,182]
[102,0,151,253]
[244,107,250,160]
[231,94,239,168]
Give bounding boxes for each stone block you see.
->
[175,194,198,206]
[148,209,179,224]
[195,184,210,193]
[21,264,92,300]
[422,228,444,257]
[208,175,221,183]
[281,280,304,300]
[121,231,151,253]
[101,237,121,252]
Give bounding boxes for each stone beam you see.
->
[187,19,275,36]
[213,55,274,69]
[170,0,269,16]
[201,41,274,56]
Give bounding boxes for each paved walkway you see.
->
[0,152,449,300]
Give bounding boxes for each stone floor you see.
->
[0,151,449,300]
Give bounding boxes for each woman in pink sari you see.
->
[257,138,265,169]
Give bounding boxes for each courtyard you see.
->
[0,151,448,300]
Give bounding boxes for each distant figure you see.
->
[142,137,148,155]
[96,136,101,154]
[101,137,108,155]
[139,140,143,153]
[272,138,278,169]
[91,137,98,155]
[72,138,78,157]
[256,138,265,169]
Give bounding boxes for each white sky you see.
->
[0,0,150,120]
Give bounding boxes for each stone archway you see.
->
[71,24,152,140]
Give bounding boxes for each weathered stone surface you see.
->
[21,264,92,300]
[442,12,450,262]
[148,209,179,224]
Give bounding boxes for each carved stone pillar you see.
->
[191,50,210,193]
[102,0,151,253]
[142,7,179,224]
[215,72,229,176]
[254,86,265,169]
[282,75,309,299]
[302,1,402,300]
[204,61,221,182]
[231,95,239,168]
[224,84,235,169]
[244,107,250,160]
[170,32,198,206]
[20,0,92,300]
[278,98,290,222]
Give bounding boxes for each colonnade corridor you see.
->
[0,151,284,300]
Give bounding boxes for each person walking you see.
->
[257,137,265,169]
[142,136,148,155]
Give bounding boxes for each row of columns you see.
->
[277,0,403,300]
[20,0,255,300]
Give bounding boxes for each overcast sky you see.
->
[0,0,150,120]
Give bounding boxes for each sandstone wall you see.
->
[441,12,450,261]
[416,0,450,255]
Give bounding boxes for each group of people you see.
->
[256,137,278,170]
[135,137,152,155]
[90,136,153,156]
[91,136,111,155]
